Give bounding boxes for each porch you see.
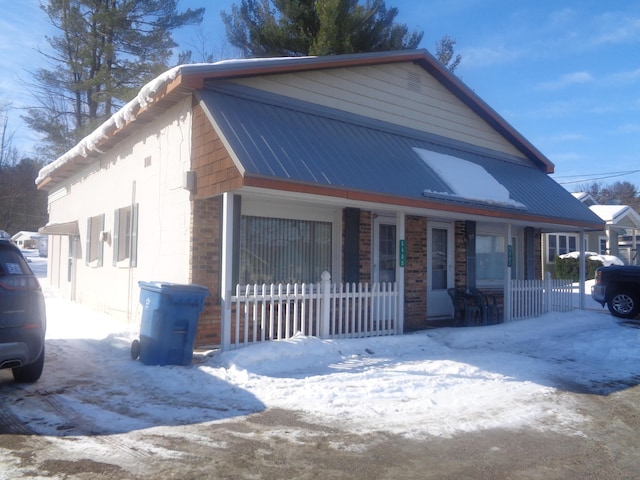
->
[221,272,578,350]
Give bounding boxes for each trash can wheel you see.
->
[131,339,141,360]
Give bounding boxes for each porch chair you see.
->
[447,288,482,327]
[469,288,501,325]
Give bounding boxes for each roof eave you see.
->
[37,49,554,190]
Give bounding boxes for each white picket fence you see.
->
[228,271,399,349]
[510,273,574,321]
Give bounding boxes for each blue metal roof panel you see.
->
[197,87,602,228]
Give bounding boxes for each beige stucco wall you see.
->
[45,98,194,321]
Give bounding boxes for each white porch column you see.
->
[503,223,512,322]
[221,192,235,351]
[579,230,586,310]
[396,211,405,335]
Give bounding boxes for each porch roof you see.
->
[198,85,603,231]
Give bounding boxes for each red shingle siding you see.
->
[192,102,243,199]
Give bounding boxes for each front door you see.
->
[427,222,454,318]
[373,217,397,284]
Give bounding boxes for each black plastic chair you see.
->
[447,288,481,326]
[469,288,501,325]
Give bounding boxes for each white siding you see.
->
[232,62,528,162]
[46,98,194,321]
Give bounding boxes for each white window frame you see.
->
[86,214,104,267]
[546,233,579,263]
[113,204,139,268]
[239,199,342,285]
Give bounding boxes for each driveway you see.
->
[2,386,640,479]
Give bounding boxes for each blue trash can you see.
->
[134,281,209,366]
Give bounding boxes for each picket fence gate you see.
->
[510,272,574,321]
[227,271,399,350]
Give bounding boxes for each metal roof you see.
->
[198,85,603,230]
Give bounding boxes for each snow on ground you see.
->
[9,250,640,441]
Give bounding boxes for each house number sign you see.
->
[399,240,406,267]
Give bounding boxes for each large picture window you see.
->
[476,234,505,282]
[239,216,332,285]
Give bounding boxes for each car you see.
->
[592,264,640,319]
[0,239,46,382]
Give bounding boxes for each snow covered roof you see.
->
[36,49,555,189]
[590,204,640,230]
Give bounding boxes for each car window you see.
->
[0,248,30,275]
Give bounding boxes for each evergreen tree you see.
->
[0,159,49,233]
[24,0,204,159]
[221,0,424,57]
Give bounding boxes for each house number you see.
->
[399,240,406,267]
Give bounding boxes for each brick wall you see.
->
[454,221,467,288]
[404,215,427,330]
[190,196,223,347]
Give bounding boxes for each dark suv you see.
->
[0,239,46,382]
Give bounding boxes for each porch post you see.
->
[503,223,512,322]
[320,271,331,338]
[579,230,586,310]
[396,211,405,334]
[221,193,235,351]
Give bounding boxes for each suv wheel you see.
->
[608,291,639,319]
[12,347,45,383]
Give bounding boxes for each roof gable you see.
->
[37,49,554,190]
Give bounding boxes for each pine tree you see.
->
[221,0,424,57]
[24,0,204,159]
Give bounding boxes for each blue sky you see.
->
[2,0,640,191]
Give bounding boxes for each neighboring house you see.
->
[36,50,603,348]
[10,231,40,249]
[543,192,640,277]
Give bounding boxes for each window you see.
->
[86,214,104,266]
[239,216,332,285]
[476,234,505,282]
[599,236,608,255]
[547,234,577,263]
[113,204,139,267]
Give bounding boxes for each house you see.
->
[36,50,603,349]
[542,192,640,276]
[10,231,40,249]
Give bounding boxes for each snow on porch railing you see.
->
[228,271,399,350]
[510,272,573,321]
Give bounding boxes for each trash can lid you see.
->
[138,281,210,296]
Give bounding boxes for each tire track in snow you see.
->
[0,402,33,435]
[33,387,156,460]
